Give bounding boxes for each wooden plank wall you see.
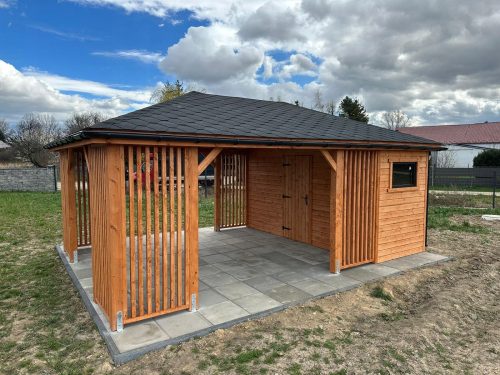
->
[247,150,330,249]
[376,150,428,262]
[219,153,247,229]
[123,146,191,325]
[75,149,91,247]
[341,151,378,269]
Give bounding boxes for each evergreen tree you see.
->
[338,96,369,123]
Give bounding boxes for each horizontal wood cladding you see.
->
[247,150,330,250]
[377,150,429,262]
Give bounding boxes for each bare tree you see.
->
[436,150,456,168]
[0,118,10,143]
[313,89,325,112]
[382,110,411,130]
[9,113,62,167]
[65,112,107,135]
[325,100,336,115]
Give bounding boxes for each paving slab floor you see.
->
[60,227,450,364]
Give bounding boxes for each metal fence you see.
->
[429,166,499,208]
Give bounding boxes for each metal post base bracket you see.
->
[335,259,341,274]
[116,311,124,332]
[190,294,197,312]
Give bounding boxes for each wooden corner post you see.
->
[331,150,344,273]
[60,148,78,263]
[106,145,127,331]
[185,147,199,311]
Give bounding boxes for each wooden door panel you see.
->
[283,156,312,243]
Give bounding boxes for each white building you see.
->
[398,122,500,168]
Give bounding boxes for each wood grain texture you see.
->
[376,150,428,262]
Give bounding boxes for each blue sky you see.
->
[1,0,499,125]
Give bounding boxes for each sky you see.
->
[1,0,500,126]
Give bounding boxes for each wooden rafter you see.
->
[198,147,223,175]
[320,150,337,172]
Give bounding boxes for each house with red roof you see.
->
[398,122,500,167]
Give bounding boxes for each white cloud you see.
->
[0,60,150,123]
[16,0,500,125]
[0,0,14,9]
[92,50,164,64]
[159,24,263,83]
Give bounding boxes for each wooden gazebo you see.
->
[48,92,442,331]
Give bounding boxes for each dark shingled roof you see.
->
[47,91,441,149]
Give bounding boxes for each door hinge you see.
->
[282,194,291,198]
[282,226,291,230]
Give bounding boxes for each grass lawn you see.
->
[1,192,499,374]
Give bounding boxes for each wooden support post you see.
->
[60,149,78,263]
[330,150,344,273]
[185,147,199,311]
[107,145,127,331]
[214,155,222,231]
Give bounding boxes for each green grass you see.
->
[370,286,393,301]
[428,206,500,233]
[430,184,495,193]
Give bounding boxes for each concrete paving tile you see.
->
[233,292,282,314]
[380,258,416,271]
[265,284,312,304]
[290,278,337,296]
[156,311,211,338]
[80,277,93,289]
[199,301,250,325]
[362,264,400,277]
[199,281,209,291]
[111,321,169,353]
[274,270,309,284]
[202,254,233,264]
[199,289,228,308]
[415,252,448,262]
[215,282,260,300]
[202,272,239,287]
[340,267,382,282]
[224,266,263,281]
[199,264,222,277]
[74,267,92,279]
[244,275,286,292]
[310,273,361,290]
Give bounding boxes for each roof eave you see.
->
[45,129,445,151]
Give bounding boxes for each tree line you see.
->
[0,112,106,167]
[0,81,414,167]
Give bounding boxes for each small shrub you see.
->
[370,286,393,301]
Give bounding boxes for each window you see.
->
[392,162,417,188]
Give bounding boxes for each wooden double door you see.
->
[282,156,312,243]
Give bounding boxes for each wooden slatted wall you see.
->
[59,149,77,262]
[218,153,247,229]
[75,149,91,247]
[124,146,190,324]
[342,150,379,269]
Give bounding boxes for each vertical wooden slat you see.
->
[176,148,182,306]
[76,151,83,245]
[128,146,136,318]
[136,147,144,316]
[169,147,175,308]
[330,150,344,273]
[185,147,199,310]
[82,152,89,245]
[153,147,160,312]
[214,156,221,231]
[144,147,152,313]
[161,147,168,310]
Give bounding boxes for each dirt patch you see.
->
[111,216,499,374]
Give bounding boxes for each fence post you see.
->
[493,171,497,209]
